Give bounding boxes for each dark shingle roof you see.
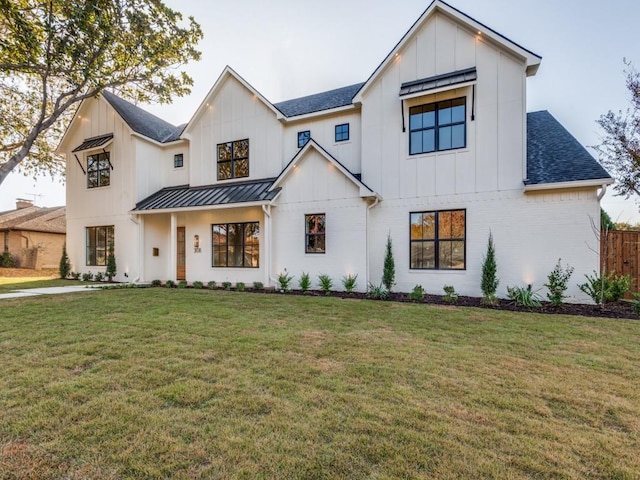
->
[274,83,365,117]
[102,91,184,143]
[526,111,611,185]
[134,178,280,212]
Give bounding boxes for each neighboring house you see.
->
[0,200,66,269]
[58,0,612,301]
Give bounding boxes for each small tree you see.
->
[106,245,117,282]
[382,233,395,291]
[59,244,71,279]
[480,232,499,304]
[545,259,574,306]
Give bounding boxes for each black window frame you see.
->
[217,139,249,181]
[174,153,184,168]
[211,221,260,268]
[298,130,310,148]
[86,151,111,188]
[409,209,466,270]
[305,213,326,254]
[86,225,114,267]
[335,123,349,142]
[409,97,466,155]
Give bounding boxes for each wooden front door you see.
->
[177,227,186,280]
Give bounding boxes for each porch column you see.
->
[170,213,177,282]
[262,205,271,287]
[138,215,145,283]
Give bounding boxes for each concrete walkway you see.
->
[0,285,106,300]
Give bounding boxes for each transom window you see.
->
[212,222,259,268]
[298,131,310,148]
[217,139,249,180]
[335,123,349,142]
[86,226,114,266]
[305,214,326,254]
[410,209,465,270]
[174,153,184,168]
[409,97,466,155]
[87,152,111,188]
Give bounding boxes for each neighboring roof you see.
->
[0,206,66,234]
[400,67,477,97]
[354,0,541,103]
[526,111,612,186]
[72,133,113,153]
[274,83,365,118]
[133,178,280,212]
[101,90,184,144]
[271,139,379,199]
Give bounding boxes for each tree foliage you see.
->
[59,243,70,279]
[480,231,498,299]
[595,63,640,200]
[382,233,395,292]
[0,0,202,185]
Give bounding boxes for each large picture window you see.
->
[212,222,259,268]
[409,97,466,155]
[86,226,114,266]
[305,214,326,254]
[87,152,111,188]
[217,139,249,180]
[410,210,465,270]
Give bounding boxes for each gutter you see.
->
[523,178,614,192]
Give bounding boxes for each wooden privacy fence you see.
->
[601,230,640,297]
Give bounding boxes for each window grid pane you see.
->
[86,152,111,188]
[409,210,465,270]
[86,226,114,266]
[217,139,249,180]
[211,222,259,268]
[409,97,466,155]
[305,214,326,254]
[335,124,349,142]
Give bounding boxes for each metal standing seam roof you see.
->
[400,67,477,96]
[72,133,113,153]
[526,111,611,185]
[273,82,365,117]
[133,178,281,212]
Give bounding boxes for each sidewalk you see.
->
[0,285,105,300]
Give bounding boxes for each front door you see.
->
[177,227,186,280]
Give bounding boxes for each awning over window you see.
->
[72,133,113,153]
[400,67,477,98]
[132,178,281,213]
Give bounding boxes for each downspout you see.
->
[597,184,608,201]
[366,196,381,289]
[262,204,272,288]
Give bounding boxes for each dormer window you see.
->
[174,153,184,168]
[217,139,249,180]
[87,152,111,188]
[409,97,466,155]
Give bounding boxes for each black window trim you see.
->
[409,97,466,155]
[86,225,114,267]
[174,153,184,168]
[217,138,249,181]
[335,123,349,142]
[211,221,260,268]
[86,151,111,189]
[305,213,326,254]
[409,209,466,271]
[298,130,310,148]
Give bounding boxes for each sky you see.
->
[2,0,639,222]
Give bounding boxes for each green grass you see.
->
[1,289,639,479]
[0,277,84,291]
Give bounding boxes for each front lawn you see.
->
[0,289,638,479]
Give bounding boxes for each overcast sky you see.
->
[2,0,638,222]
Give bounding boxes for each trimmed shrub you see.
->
[207,281,217,289]
[299,272,311,293]
[177,280,188,289]
[106,245,117,281]
[545,259,574,306]
[59,244,71,279]
[252,281,264,290]
[342,274,358,294]
[408,284,425,301]
[236,282,246,292]
[222,281,232,290]
[480,232,499,305]
[94,272,104,282]
[82,272,94,282]
[318,274,333,295]
[382,233,395,291]
[0,251,16,267]
[151,279,162,287]
[578,271,631,304]
[193,281,204,289]
[277,271,294,292]
[442,285,458,304]
[165,280,175,288]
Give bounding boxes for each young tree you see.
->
[382,233,395,291]
[594,63,640,200]
[106,244,117,282]
[59,243,70,279]
[0,1,203,186]
[480,231,499,303]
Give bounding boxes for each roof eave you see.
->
[131,199,272,215]
[524,178,614,192]
[278,104,359,124]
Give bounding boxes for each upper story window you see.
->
[217,139,249,180]
[409,97,466,155]
[298,131,310,148]
[87,152,110,188]
[86,225,114,266]
[174,153,184,168]
[410,209,465,270]
[305,214,326,254]
[335,123,349,142]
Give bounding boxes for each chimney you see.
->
[16,198,33,209]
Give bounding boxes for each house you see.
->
[0,200,66,269]
[58,0,612,301]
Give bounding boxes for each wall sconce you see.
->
[194,234,201,253]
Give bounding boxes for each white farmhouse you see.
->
[58,1,612,301]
